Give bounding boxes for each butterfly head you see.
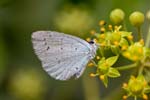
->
[88,40,95,44]
[88,40,98,59]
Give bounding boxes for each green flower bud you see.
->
[129,11,144,27]
[110,9,125,24]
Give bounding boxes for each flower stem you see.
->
[122,20,127,31]
[137,27,142,40]
[145,25,150,47]
[138,61,144,75]
[116,63,137,71]
[138,65,144,75]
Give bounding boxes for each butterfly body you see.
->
[32,31,98,80]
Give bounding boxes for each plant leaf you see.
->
[101,75,108,87]
[106,56,119,67]
[120,31,132,37]
[119,38,129,47]
[98,57,106,69]
[108,67,120,78]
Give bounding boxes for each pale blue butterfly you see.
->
[32,31,98,80]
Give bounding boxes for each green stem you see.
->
[122,20,127,31]
[138,63,144,75]
[116,63,137,71]
[137,27,142,40]
[145,25,150,47]
[138,66,143,75]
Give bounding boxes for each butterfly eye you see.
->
[88,40,94,44]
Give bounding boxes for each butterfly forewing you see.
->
[32,31,94,80]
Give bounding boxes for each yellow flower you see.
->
[99,20,106,26]
[99,75,105,80]
[123,43,144,61]
[127,35,133,40]
[90,73,96,77]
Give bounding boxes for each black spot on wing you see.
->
[47,46,50,50]
[75,67,78,70]
[44,42,47,45]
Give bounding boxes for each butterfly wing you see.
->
[32,31,93,80]
[48,54,90,80]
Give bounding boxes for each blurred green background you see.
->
[0,0,150,100]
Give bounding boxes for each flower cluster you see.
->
[122,75,150,100]
[88,8,150,100]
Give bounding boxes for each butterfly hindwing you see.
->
[50,55,89,80]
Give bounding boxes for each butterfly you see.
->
[31,31,98,80]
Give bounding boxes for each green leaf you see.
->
[108,67,120,78]
[120,31,132,37]
[106,56,119,66]
[98,57,105,66]
[102,75,108,87]
[98,57,109,74]
[119,38,129,47]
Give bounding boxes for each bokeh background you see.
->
[0,0,150,100]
